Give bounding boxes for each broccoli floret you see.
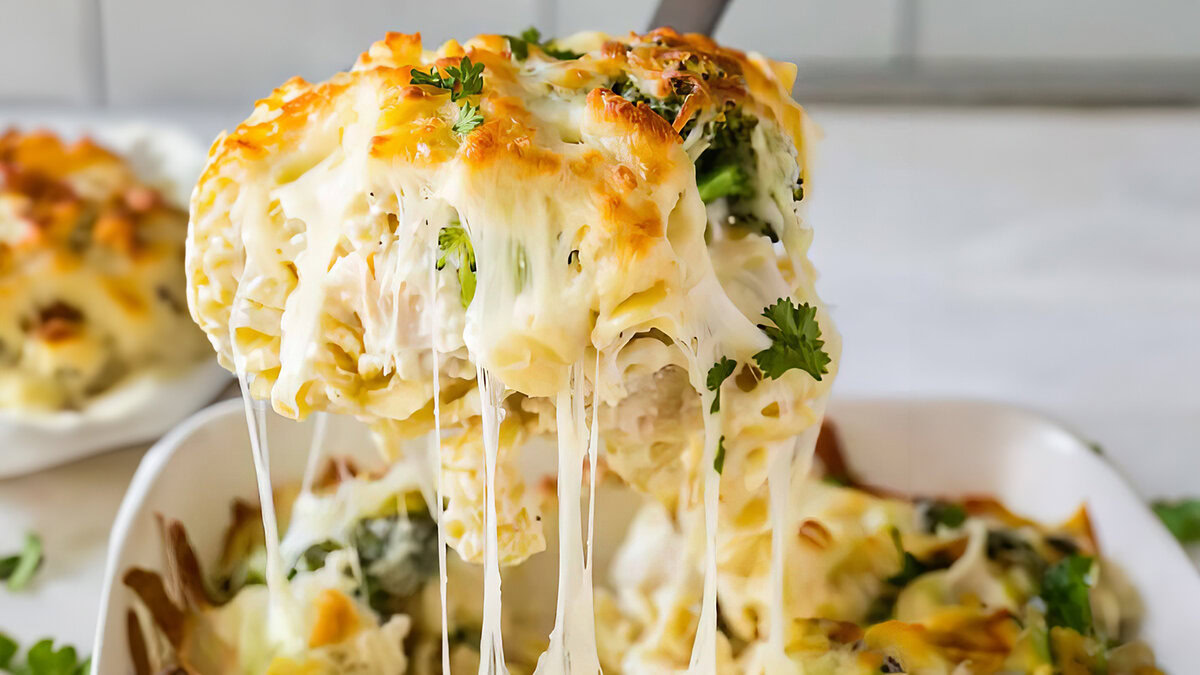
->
[697,164,750,203]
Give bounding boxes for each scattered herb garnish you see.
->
[919,500,967,532]
[410,56,483,101]
[705,357,737,414]
[0,634,15,669]
[0,533,43,591]
[410,56,485,135]
[0,634,90,675]
[867,527,943,622]
[713,436,726,475]
[436,224,477,308]
[1041,554,1096,634]
[505,28,582,61]
[453,102,484,135]
[885,527,931,587]
[753,298,831,382]
[1152,499,1200,544]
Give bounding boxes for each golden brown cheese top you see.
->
[200,28,807,205]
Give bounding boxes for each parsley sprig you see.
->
[753,298,831,382]
[1152,498,1200,543]
[505,28,582,61]
[0,533,43,591]
[1041,554,1096,634]
[0,634,90,675]
[410,56,485,135]
[436,223,477,309]
[453,102,484,135]
[705,357,737,414]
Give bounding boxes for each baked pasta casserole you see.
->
[0,130,210,412]
[154,24,1161,675]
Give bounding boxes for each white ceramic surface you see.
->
[0,122,230,477]
[92,397,1200,673]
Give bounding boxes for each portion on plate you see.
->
[120,424,1163,674]
[0,129,210,411]
[0,126,227,476]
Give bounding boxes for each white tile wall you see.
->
[101,0,541,106]
[713,0,900,62]
[0,0,101,103]
[917,0,1200,60]
[553,0,901,63]
[2,1,1199,105]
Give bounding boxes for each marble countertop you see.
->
[1,104,1197,656]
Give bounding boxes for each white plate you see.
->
[0,122,230,477]
[91,398,1200,673]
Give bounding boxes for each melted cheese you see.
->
[187,27,840,674]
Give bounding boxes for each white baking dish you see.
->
[0,123,229,477]
[91,398,1200,672]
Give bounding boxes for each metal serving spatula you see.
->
[649,0,733,36]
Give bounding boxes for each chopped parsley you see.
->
[436,224,477,308]
[0,634,90,675]
[867,527,947,622]
[453,102,484,135]
[410,56,483,101]
[705,357,737,414]
[410,56,485,135]
[1,533,43,591]
[918,499,967,532]
[885,528,931,587]
[1041,554,1096,634]
[713,436,726,474]
[753,298,831,382]
[0,634,13,669]
[1152,498,1200,544]
[505,28,581,61]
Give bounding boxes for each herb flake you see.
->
[1041,554,1096,634]
[705,357,737,414]
[453,102,484,135]
[1,533,43,591]
[505,28,582,61]
[410,56,485,134]
[1152,498,1200,544]
[0,635,90,675]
